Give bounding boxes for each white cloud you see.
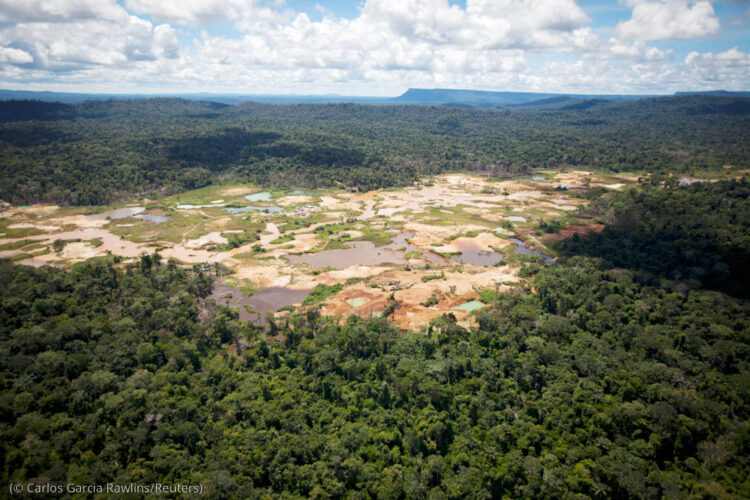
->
[0,45,33,63]
[616,0,720,41]
[123,0,291,27]
[0,0,747,94]
[0,15,183,71]
[124,0,247,25]
[0,0,124,23]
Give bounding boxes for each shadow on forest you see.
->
[555,183,750,298]
[167,128,283,167]
[167,128,368,170]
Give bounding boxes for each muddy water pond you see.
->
[449,240,505,267]
[287,232,443,269]
[224,206,284,214]
[287,240,406,269]
[87,207,145,221]
[510,237,556,265]
[211,283,311,325]
[135,213,172,224]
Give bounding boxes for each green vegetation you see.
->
[1,233,748,497]
[477,288,501,303]
[0,100,749,498]
[301,283,344,305]
[222,231,260,250]
[421,293,440,307]
[1,96,748,205]
[270,233,295,245]
[558,178,750,297]
[0,239,34,251]
[51,239,65,252]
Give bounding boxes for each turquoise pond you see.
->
[452,301,486,312]
[245,192,272,202]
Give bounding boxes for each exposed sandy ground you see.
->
[0,228,147,258]
[51,215,111,229]
[1,205,59,217]
[317,265,519,330]
[222,187,255,196]
[275,195,315,207]
[507,191,543,200]
[185,232,228,248]
[404,222,488,246]
[318,265,390,283]
[1,171,638,332]
[264,233,320,257]
[8,223,61,232]
[432,233,512,254]
[554,170,594,187]
[232,261,321,290]
[319,195,362,212]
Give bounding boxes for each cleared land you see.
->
[0,170,642,330]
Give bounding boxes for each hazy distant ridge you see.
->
[0,87,747,109]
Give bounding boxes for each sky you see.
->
[0,0,748,96]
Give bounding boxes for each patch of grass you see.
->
[358,227,392,246]
[9,253,32,261]
[421,272,445,283]
[277,214,327,232]
[163,183,253,205]
[220,231,260,250]
[270,233,295,245]
[301,283,343,306]
[405,250,421,259]
[322,239,348,250]
[421,205,495,228]
[438,251,461,259]
[0,239,35,251]
[2,227,46,238]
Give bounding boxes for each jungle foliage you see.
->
[559,178,750,297]
[1,95,748,205]
[1,181,749,498]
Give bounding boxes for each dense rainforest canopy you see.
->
[1,180,748,498]
[0,95,748,205]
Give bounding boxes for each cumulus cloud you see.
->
[0,0,747,94]
[0,0,124,23]
[124,0,262,26]
[616,0,720,41]
[0,45,33,63]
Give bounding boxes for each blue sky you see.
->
[0,0,748,95]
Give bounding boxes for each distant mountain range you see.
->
[1,87,748,109]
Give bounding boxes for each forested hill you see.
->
[0,95,749,205]
[1,180,749,497]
